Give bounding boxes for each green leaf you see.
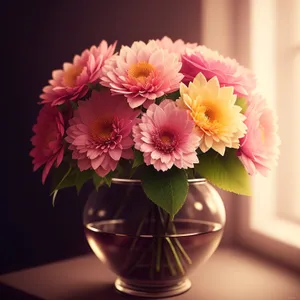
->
[194,149,251,196]
[235,97,248,114]
[50,164,73,195]
[51,163,69,190]
[141,167,188,218]
[93,173,104,191]
[87,82,102,92]
[70,101,79,110]
[155,90,180,104]
[185,168,195,179]
[117,158,134,178]
[103,171,114,187]
[155,95,167,105]
[92,83,102,91]
[75,169,93,194]
[51,164,93,195]
[92,171,115,190]
[132,150,144,169]
[52,190,59,207]
[58,103,67,112]
[166,90,180,101]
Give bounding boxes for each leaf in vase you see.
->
[141,167,188,219]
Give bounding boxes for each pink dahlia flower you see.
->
[30,105,65,183]
[155,36,198,58]
[66,91,139,177]
[100,40,183,109]
[40,40,117,106]
[181,46,256,98]
[238,94,280,176]
[133,100,200,171]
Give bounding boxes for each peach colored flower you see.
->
[100,40,183,109]
[40,40,117,106]
[178,73,247,155]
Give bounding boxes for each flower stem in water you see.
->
[156,237,162,272]
[164,243,177,276]
[171,223,192,265]
[165,237,185,275]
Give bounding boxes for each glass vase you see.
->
[83,178,226,298]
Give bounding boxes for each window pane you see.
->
[276,0,300,223]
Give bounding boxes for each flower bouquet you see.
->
[30,36,280,297]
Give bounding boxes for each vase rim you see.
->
[111,177,207,185]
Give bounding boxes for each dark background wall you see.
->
[1,0,202,274]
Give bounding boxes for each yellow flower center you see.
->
[128,62,155,83]
[191,101,222,132]
[160,132,174,145]
[179,73,247,155]
[204,107,216,121]
[90,118,114,141]
[64,65,84,87]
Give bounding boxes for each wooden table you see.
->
[1,247,299,300]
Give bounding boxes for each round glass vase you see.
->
[83,178,226,298]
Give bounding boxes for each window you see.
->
[238,0,300,270]
[201,0,300,270]
[275,0,300,224]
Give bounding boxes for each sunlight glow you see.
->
[249,0,300,248]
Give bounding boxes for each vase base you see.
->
[115,277,191,298]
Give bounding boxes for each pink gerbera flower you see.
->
[30,105,65,183]
[155,36,198,58]
[133,100,200,171]
[40,40,117,106]
[238,94,281,176]
[100,40,183,109]
[66,91,139,177]
[181,46,256,98]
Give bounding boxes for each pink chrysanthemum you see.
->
[155,36,198,58]
[238,94,280,176]
[66,91,139,177]
[40,40,117,106]
[181,46,256,98]
[133,100,200,171]
[30,105,65,183]
[100,40,183,109]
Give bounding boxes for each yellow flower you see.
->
[177,73,247,155]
